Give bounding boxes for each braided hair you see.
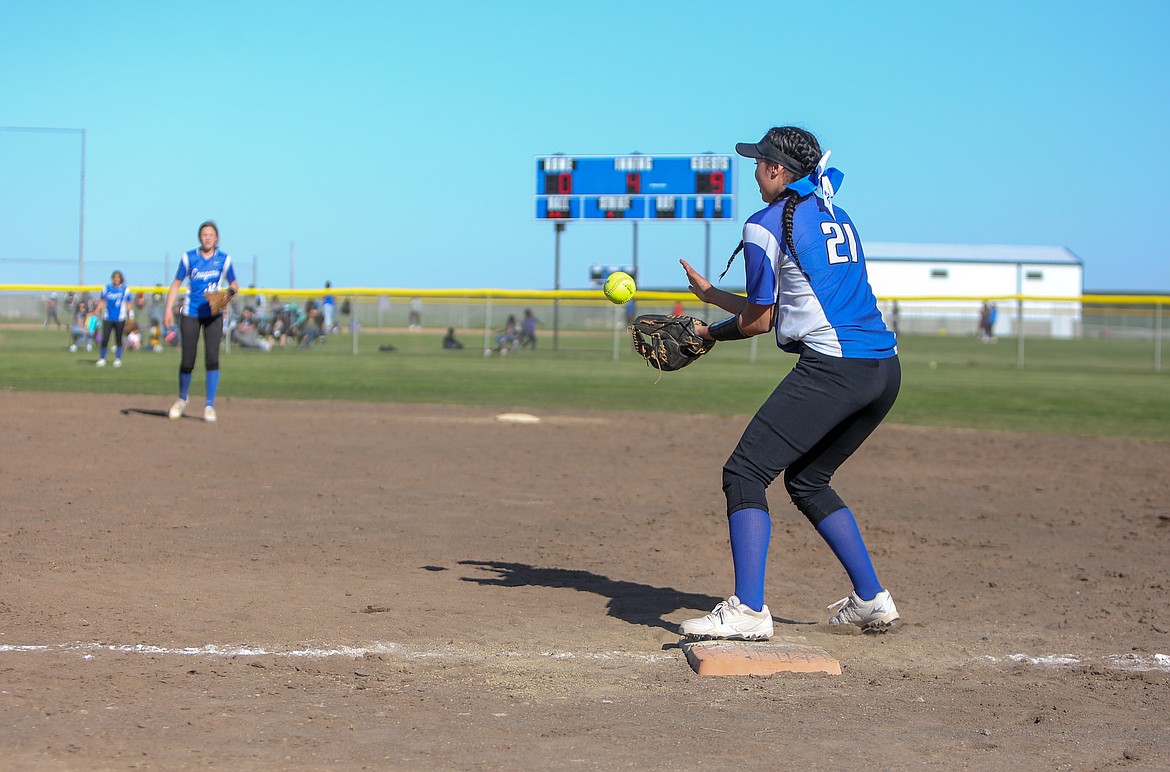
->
[765,127,823,270]
[718,126,824,279]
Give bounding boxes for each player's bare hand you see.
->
[680,259,713,303]
[164,309,174,329]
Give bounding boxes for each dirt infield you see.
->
[2,391,1169,770]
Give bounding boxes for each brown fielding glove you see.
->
[123,318,138,334]
[205,290,231,315]
[628,314,715,372]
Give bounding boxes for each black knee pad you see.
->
[722,465,769,518]
[784,482,846,527]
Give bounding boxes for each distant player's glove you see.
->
[123,318,138,334]
[628,314,715,372]
[205,290,231,315]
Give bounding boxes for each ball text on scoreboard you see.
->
[534,154,735,221]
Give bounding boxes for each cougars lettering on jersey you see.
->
[100,282,134,322]
[175,249,237,317]
[741,196,896,359]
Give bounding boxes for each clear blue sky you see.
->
[2,1,1168,292]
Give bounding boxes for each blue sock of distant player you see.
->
[179,372,192,400]
[816,508,883,601]
[206,370,220,406]
[115,346,123,359]
[729,507,771,612]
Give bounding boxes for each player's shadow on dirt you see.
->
[457,559,807,634]
[121,407,171,418]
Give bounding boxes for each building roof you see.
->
[866,242,1082,267]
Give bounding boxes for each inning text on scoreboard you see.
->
[534,154,735,221]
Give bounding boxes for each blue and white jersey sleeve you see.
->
[741,197,896,359]
[175,249,237,317]
[100,283,134,322]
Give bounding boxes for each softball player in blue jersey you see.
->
[679,126,901,639]
[163,221,238,423]
[95,271,133,368]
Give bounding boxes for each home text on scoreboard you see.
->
[534,154,735,221]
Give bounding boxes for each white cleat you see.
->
[828,590,900,633]
[204,405,217,423]
[680,596,774,641]
[95,359,106,367]
[168,398,188,420]
[113,359,122,368]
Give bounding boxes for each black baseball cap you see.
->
[735,136,806,176]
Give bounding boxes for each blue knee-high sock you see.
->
[115,346,123,359]
[816,508,882,601]
[206,369,220,406]
[179,371,192,400]
[729,508,771,612]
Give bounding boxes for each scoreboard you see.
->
[534,154,735,221]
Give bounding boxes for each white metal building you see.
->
[863,242,1084,338]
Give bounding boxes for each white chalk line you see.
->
[0,642,1167,671]
[0,641,675,664]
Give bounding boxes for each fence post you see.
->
[1016,296,1025,369]
[482,296,492,354]
[1156,302,1163,373]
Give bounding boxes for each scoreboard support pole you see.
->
[632,222,639,287]
[553,222,565,351]
[703,221,711,321]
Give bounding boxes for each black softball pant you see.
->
[101,319,126,349]
[722,347,901,527]
[179,314,224,373]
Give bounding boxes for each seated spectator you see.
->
[232,307,270,350]
[486,315,520,356]
[298,307,324,348]
[68,306,93,352]
[442,327,464,350]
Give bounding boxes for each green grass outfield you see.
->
[2,326,1167,442]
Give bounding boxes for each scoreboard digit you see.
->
[534,154,735,221]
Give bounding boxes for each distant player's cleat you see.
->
[828,590,900,632]
[69,344,78,352]
[113,359,121,368]
[204,405,217,423]
[85,343,92,351]
[95,359,106,367]
[169,398,188,420]
[680,595,774,641]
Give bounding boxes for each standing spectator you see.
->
[96,270,134,367]
[408,296,422,330]
[519,308,540,349]
[164,220,239,423]
[44,292,62,329]
[148,284,165,332]
[321,281,337,333]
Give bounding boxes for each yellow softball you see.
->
[603,271,636,305]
